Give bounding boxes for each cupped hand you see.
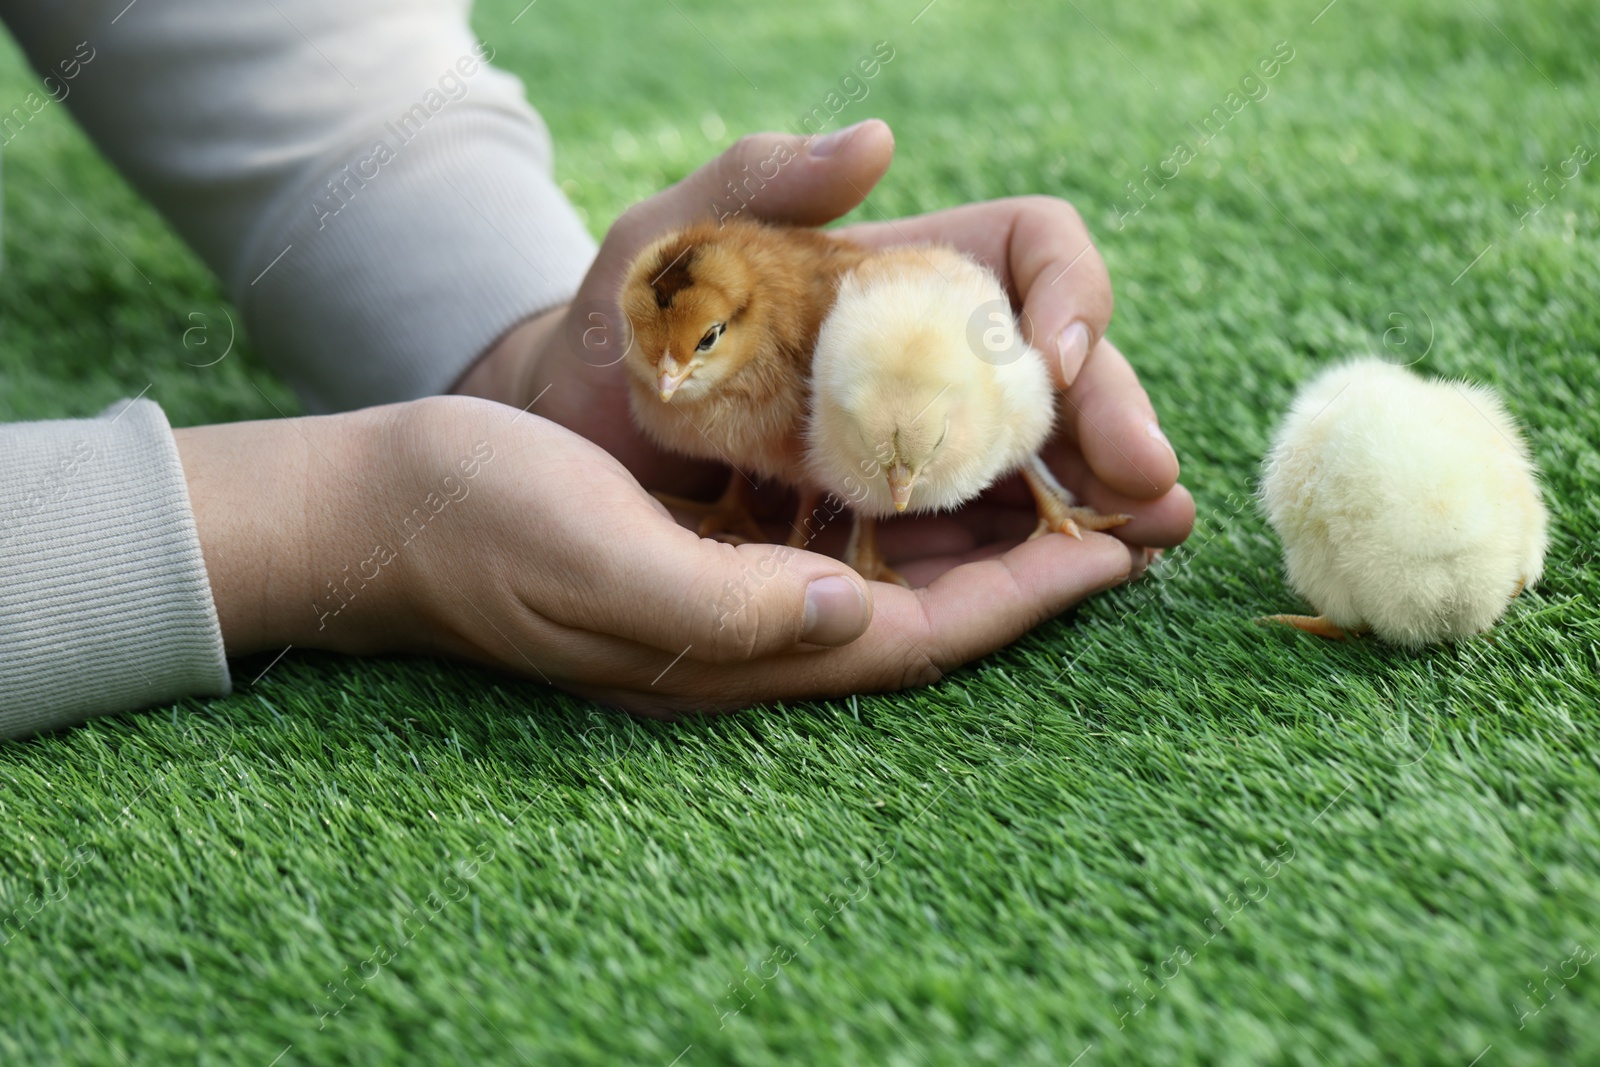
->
[457,118,1194,571]
[174,395,1139,714]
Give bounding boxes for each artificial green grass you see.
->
[3,0,1599,1063]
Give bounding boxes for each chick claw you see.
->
[653,473,767,545]
[1019,455,1132,542]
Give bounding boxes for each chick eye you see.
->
[697,322,726,352]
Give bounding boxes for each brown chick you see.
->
[619,218,867,542]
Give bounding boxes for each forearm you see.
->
[1,397,464,740]
[172,406,430,659]
[171,421,322,658]
[0,1,597,412]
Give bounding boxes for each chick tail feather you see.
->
[1020,455,1132,541]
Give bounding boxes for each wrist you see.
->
[173,411,383,657]
[452,304,568,406]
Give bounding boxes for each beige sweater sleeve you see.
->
[0,400,230,738]
[1,0,598,412]
[0,2,601,734]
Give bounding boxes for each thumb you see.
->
[616,120,895,242]
[613,526,875,664]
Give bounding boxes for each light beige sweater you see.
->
[0,1,598,736]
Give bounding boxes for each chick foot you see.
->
[1020,455,1132,541]
[1259,614,1365,640]
[654,472,766,544]
[786,487,823,550]
[846,513,911,588]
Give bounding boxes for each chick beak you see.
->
[886,461,917,512]
[657,353,693,402]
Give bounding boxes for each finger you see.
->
[1077,482,1195,549]
[1028,444,1197,547]
[838,195,1112,387]
[572,531,1133,715]
[1059,336,1180,500]
[904,530,1131,663]
[608,121,895,259]
[577,520,874,664]
[889,530,1137,589]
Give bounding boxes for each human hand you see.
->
[173,395,1141,713]
[456,120,1193,561]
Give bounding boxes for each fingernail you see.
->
[802,575,869,645]
[1056,321,1090,386]
[1146,419,1175,457]
[809,121,867,158]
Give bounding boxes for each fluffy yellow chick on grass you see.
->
[1259,357,1548,647]
[805,245,1130,585]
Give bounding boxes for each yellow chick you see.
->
[804,245,1129,584]
[1259,358,1548,646]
